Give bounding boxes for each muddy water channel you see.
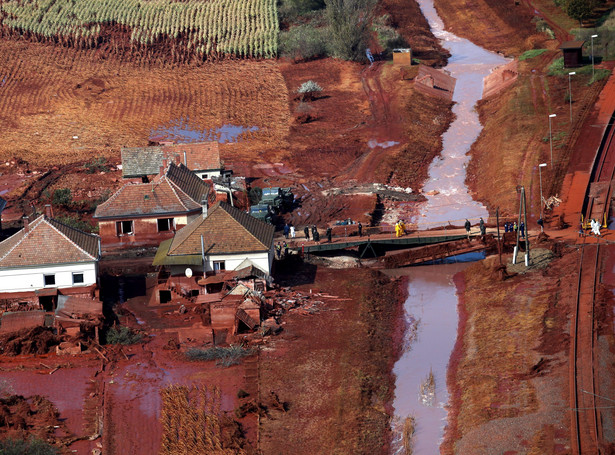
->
[414,0,508,229]
[390,0,509,453]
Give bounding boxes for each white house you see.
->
[153,201,275,276]
[0,211,101,311]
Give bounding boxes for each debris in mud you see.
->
[419,368,436,407]
[0,394,65,443]
[0,327,60,356]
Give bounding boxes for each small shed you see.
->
[393,48,412,66]
[559,41,585,68]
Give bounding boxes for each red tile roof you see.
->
[94,163,211,219]
[0,216,99,268]
[166,202,275,257]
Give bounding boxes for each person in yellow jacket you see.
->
[399,220,406,236]
[395,222,400,237]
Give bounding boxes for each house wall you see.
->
[168,251,272,276]
[98,215,192,250]
[0,262,97,293]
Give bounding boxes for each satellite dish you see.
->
[185,268,193,278]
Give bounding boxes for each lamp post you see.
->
[539,163,547,218]
[568,72,576,123]
[549,114,557,166]
[591,34,598,80]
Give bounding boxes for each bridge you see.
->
[286,226,498,265]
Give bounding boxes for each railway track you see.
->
[571,241,603,454]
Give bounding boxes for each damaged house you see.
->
[94,161,215,250]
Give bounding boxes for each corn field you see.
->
[0,0,278,60]
[160,384,247,455]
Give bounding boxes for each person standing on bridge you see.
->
[400,220,406,236]
[290,224,296,239]
[465,219,471,239]
[519,222,525,239]
[283,223,290,239]
[304,226,310,240]
[479,217,486,236]
[313,225,320,243]
[326,227,332,243]
[358,222,363,237]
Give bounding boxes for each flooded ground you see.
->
[391,0,509,453]
[150,118,258,143]
[414,0,508,229]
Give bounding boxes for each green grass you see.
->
[186,345,254,367]
[106,326,143,345]
[519,49,548,61]
[547,57,611,84]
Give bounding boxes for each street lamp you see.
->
[568,71,576,123]
[549,114,557,166]
[539,163,547,219]
[591,34,598,80]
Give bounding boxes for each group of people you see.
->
[394,220,406,237]
[275,241,289,259]
[503,221,525,238]
[283,223,295,239]
[303,225,320,242]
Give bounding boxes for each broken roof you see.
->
[153,202,274,265]
[94,162,211,219]
[121,142,221,178]
[0,216,100,268]
[56,295,102,319]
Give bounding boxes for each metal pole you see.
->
[591,34,598,80]
[568,72,575,123]
[496,207,502,266]
[539,165,544,218]
[523,187,530,266]
[513,188,522,265]
[549,114,556,166]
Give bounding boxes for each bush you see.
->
[279,24,328,60]
[297,80,323,94]
[106,326,143,345]
[248,186,262,205]
[325,0,376,61]
[186,345,254,367]
[51,188,72,207]
[278,0,325,22]
[372,15,408,54]
[54,215,96,233]
[0,437,58,455]
[85,156,110,174]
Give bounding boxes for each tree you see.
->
[325,0,376,61]
[566,0,595,26]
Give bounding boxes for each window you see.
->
[72,273,84,285]
[116,220,134,236]
[213,261,226,272]
[202,174,208,179]
[43,274,55,287]
[157,218,174,232]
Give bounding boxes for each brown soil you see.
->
[433,0,553,56]
[443,251,576,454]
[379,0,450,67]
[0,394,66,446]
[259,266,406,455]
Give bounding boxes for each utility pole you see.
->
[496,207,502,266]
[512,187,530,266]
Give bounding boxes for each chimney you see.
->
[183,151,187,168]
[44,204,53,219]
[175,154,181,165]
[22,216,29,233]
[201,199,208,218]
